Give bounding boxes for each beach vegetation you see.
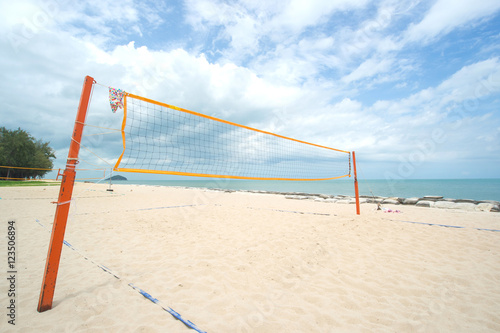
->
[0,180,60,187]
[0,127,56,180]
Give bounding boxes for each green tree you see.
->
[0,127,56,179]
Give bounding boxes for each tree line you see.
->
[0,127,56,179]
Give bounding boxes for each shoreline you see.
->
[89,177,500,202]
[106,183,500,213]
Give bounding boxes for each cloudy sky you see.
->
[1,0,499,180]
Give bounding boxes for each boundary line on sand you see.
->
[35,219,207,333]
[389,219,500,232]
[245,206,333,216]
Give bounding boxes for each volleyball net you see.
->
[114,93,351,181]
[38,76,360,317]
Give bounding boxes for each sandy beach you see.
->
[1,182,499,332]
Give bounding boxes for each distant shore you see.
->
[92,178,500,202]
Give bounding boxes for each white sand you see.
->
[1,183,500,332]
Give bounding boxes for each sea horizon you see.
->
[91,177,500,202]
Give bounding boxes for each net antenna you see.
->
[38,75,360,313]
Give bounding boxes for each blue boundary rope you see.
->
[35,219,207,333]
[128,283,206,332]
[135,204,203,211]
[245,206,332,216]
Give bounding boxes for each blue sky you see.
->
[1,0,499,180]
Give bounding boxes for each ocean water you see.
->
[105,178,500,202]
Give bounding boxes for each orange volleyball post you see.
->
[352,151,360,215]
[38,75,95,312]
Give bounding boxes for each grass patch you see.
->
[0,180,60,187]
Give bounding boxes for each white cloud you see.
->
[1,0,499,179]
[436,57,500,104]
[0,2,47,30]
[358,58,500,165]
[267,0,369,34]
[225,15,259,52]
[404,0,500,43]
[184,0,230,29]
[342,57,394,84]
[365,57,500,135]
[184,0,371,67]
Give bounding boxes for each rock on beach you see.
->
[283,191,499,212]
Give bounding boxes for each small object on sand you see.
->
[383,208,401,213]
